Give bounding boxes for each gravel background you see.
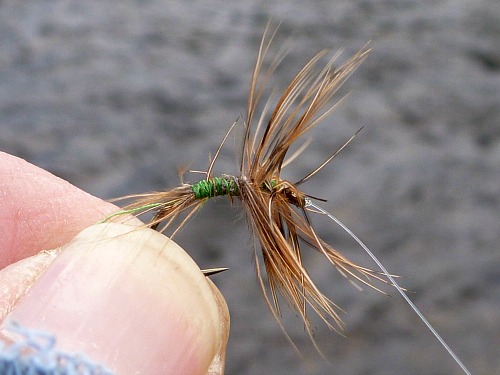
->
[1,1,499,374]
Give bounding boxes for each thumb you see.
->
[0,223,229,375]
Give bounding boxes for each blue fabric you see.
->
[0,322,113,375]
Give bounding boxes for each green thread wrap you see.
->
[192,176,239,199]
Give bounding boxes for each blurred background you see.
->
[1,0,498,374]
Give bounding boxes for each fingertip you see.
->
[0,152,123,268]
[2,223,229,374]
[205,279,230,375]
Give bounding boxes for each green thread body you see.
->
[192,176,240,199]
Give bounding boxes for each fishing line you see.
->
[305,199,471,375]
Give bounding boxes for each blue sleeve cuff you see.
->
[0,322,113,375]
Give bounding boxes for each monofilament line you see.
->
[305,199,471,375]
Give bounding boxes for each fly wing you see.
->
[239,25,373,334]
[243,25,369,183]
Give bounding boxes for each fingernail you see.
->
[2,223,227,374]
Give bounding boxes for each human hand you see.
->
[0,152,229,374]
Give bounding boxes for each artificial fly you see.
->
[105,23,471,374]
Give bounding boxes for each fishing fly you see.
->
[105,23,470,374]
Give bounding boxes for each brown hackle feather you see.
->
[104,24,473,374]
[110,23,386,339]
[238,24,382,336]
